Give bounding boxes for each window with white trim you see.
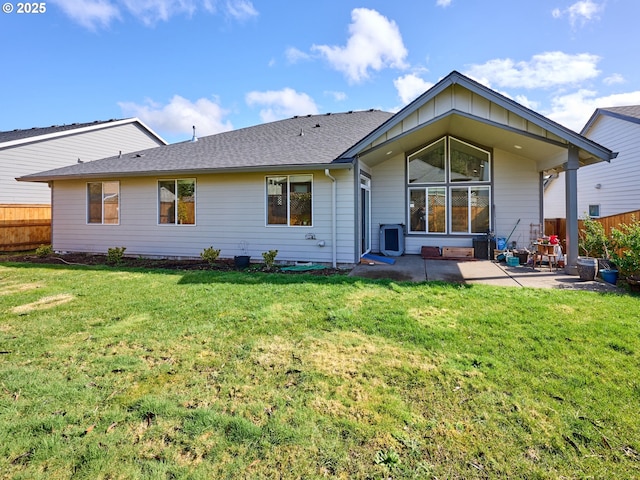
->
[266,175,313,226]
[408,136,491,234]
[158,179,196,225]
[87,181,119,224]
[588,204,600,218]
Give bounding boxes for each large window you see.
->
[266,175,313,226]
[408,136,491,234]
[158,179,195,225]
[87,181,119,224]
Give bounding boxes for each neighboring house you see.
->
[545,106,638,219]
[1,118,167,205]
[18,71,615,269]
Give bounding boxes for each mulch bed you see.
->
[0,253,344,276]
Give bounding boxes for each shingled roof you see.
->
[18,110,394,182]
[0,119,128,144]
[581,105,640,134]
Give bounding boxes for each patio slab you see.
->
[349,255,620,292]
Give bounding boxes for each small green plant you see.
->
[261,249,278,270]
[106,246,126,265]
[610,215,640,279]
[579,216,611,258]
[200,246,221,265]
[35,244,53,257]
[375,449,401,469]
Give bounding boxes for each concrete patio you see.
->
[349,255,620,292]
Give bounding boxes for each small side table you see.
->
[533,243,558,271]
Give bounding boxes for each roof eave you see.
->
[17,161,355,183]
[341,70,615,163]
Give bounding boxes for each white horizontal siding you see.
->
[370,154,405,252]
[492,149,540,248]
[1,123,163,204]
[369,148,540,254]
[51,169,358,264]
[544,115,640,219]
[578,115,640,217]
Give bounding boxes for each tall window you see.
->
[158,179,196,225]
[408,136,491,234]
[266,175,313,226]
[87,181,119,224]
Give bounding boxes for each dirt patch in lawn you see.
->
[11,293,75,314]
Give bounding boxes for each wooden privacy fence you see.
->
[0,204,51,252]
[545,209,640,241]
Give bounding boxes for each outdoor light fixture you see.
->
[595,183,602,189]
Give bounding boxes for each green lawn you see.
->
[1,262,639,479]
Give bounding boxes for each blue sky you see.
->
[2,0,640,143]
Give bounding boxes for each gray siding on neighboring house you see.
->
[577,114,640,217]
[51,168,356,264]
[1,122,164,204]
[544,112,640,219]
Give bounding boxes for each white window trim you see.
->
[86,181,120,225]
[157,178,197,226]
[407,135,492,235]
[265,174,314,227]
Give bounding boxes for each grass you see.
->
[0,262,639,479]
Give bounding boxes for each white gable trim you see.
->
[0,118,167,149]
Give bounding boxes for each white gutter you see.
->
[324,169,337,268]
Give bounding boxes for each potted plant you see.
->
[577,217,611,281]
[610,216,640,289]
[234,241,251,269]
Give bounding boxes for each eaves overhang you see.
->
[16,161,355,183]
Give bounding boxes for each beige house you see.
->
[19,72,615,270]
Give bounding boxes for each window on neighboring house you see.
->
[588,204,600,218]
[408,136,491,234]
[87,181,119,224]
[266,174,313,226]
[158,179,196,225]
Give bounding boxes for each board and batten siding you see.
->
[364,84,564,152]
[51,168,357,264]
[368,148,539,254]
[2,123,163,204]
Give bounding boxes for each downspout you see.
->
[324,169,337,268]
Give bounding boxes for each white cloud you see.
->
[324,90,347,102]
[245,88,319,123]
[225,0,258,20]
[311,8,408,83]
[436,0,453,7]
[394,73,434,105]
[547,89,640,131]
[118,95,233,138]
[50,0,120,30]
[464,51,601,89]
[51,0,257,29]
[552,0,604,27]
[603,73,625,86]
[285,47,311,64]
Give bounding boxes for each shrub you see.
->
[35,244,54,257]
[610,216,640,278]
[261,249,278,270]
[579,216,611,258]
[106,247,126,265]
[200,246,221,265]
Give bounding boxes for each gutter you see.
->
[324,169,337,268]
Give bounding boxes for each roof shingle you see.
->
[19,110,394,182]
